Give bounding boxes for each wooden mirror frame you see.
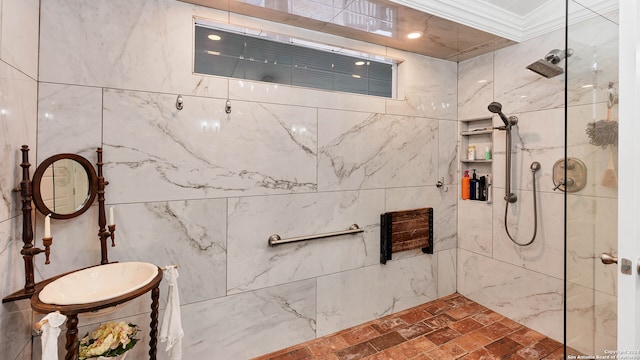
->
[32,153,99,219]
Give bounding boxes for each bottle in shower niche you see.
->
[478,175,487,201]
[484,146,492,160]
[467,145,476,160]
[469,169,478,200]
[461,170,470,200]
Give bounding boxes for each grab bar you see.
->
[268,224,364,247]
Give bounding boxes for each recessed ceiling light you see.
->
[207,50,221,56]
[407,31,422,39]
[352,74,361,79]
[208,34,222,41]
[355,61,366,66]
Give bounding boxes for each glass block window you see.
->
[194,24,396,98]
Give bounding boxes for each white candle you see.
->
[109,207,114,226]
[44,214,51,238]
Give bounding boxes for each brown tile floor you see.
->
[252,293,566,360]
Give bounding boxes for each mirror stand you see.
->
[2,146,114,303]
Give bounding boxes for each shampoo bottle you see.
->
[470,169,478,200]
[461,170,470,200]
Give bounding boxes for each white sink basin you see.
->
[39,262,158,305]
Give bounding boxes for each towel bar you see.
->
[268,224,364,247]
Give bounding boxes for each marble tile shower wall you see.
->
[457,39,564,345]
[0,0,39,358]
[0,0,458,359]
[457,15,618,354]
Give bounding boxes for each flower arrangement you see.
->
[78,321,139,359]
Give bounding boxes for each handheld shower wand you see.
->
[487,102,518,202]
[487,102,540,247]
[487,102,511,127]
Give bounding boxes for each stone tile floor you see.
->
[252,293,568,360]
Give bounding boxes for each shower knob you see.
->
[601,252,618,265]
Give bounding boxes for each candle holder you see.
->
[108,224,116,247]
[96,148,116,265]
[42,237,53,265]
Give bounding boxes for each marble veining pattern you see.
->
[318,109,438,191]
[493,30,565,114]
[457,200,493,257]
[438,119,459,185]
[112,199,228,305]
[103,89,318,203]
[490,108,564,193]
[227,190,383,293]
[316,255,438,337]
[594,291,616,355]
[2,0,621,358]
[457,249,564,342]
[39,0,228,98]
[492,191,564,279]
[458,52,494,120]
[181,279,316,359]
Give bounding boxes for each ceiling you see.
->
[179,0,618,62]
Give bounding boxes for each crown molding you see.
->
[390,0,619,43]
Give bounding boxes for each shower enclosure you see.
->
[565,0,619,355]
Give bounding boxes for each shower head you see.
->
[487,102,510,126]
[526,60,564,78]
[526,48,573,78]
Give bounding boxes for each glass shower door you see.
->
[565,1,619,356]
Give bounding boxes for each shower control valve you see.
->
[552,158,586,192]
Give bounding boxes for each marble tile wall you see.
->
[456,31,569,335]
[3,0,620,358]
[456,9,619,356]
[0,0,39,359]
[1,0,458,359]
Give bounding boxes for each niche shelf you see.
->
[460,116,493,167]
[460,116,493,201]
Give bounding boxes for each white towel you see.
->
[40,312,67,360]
[160,267,183,360]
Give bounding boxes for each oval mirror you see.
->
[32,154,98,219]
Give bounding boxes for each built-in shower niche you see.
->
[460,116,493,202]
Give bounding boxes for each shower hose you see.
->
[504,162,539,246]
